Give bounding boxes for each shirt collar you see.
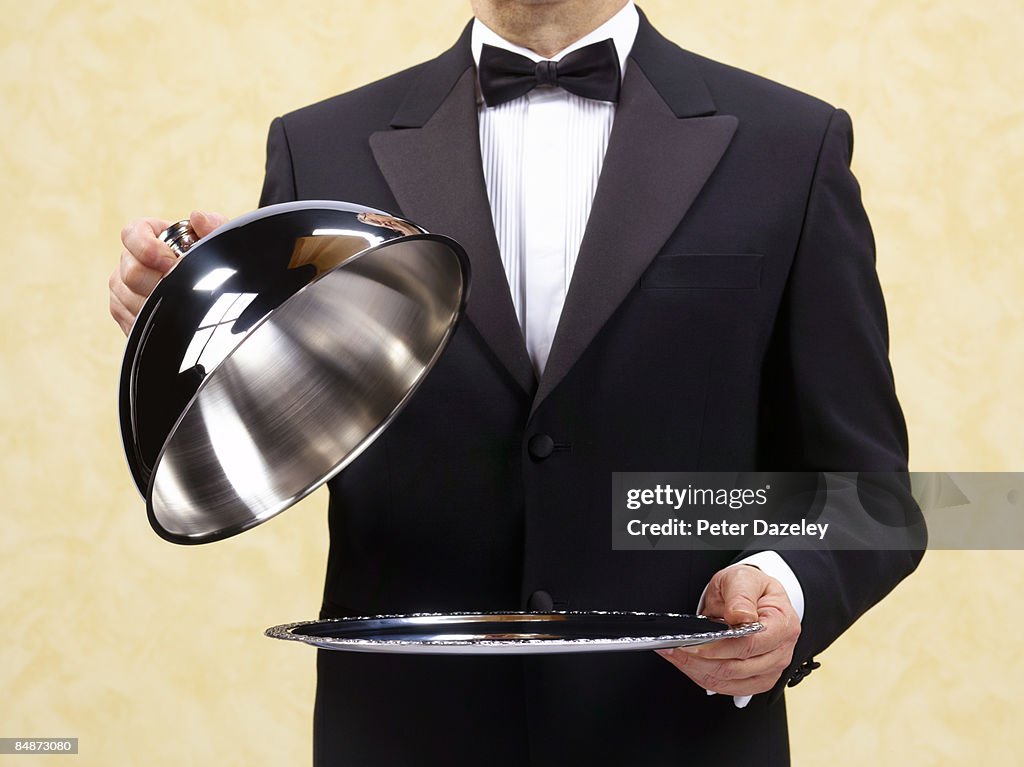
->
[470,1,639,80]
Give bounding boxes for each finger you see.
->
[109,264,149,318]
[109,288,136,336]
[190,210,228,238]
[704,566,765,624]
[685,632,764,661]
[684,603,798,660]
[118,248,165,298]
[121,218,176,273]
[695,672,782,697]
[658,642,792,682]
[656,642,794,694]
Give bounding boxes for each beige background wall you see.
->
[2,1,1021,764]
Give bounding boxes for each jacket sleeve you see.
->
[258,116,298,207]
[752,108,926,694]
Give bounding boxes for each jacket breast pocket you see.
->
[640,254,764,290]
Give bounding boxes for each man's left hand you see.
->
[656,564,801,696]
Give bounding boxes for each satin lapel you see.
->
[532,63,738,414]
[370,68,536,394]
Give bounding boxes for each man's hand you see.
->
[109,210,228,335]
[656,564,801,696]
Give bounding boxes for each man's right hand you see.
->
[109,210,228,335]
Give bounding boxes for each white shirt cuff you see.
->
[697,551,804,709]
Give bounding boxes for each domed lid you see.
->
[119,200,469,544]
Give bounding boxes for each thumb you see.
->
[189,210,229,238]
[710,567,762,625]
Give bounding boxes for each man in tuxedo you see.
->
[110,1,923,764]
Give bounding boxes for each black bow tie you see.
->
[478,38,621,107]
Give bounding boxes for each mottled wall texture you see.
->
[2,1,1021,764]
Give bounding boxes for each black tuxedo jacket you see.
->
[258,10,922,766]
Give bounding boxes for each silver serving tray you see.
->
[264,611,764,655]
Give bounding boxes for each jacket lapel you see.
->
[370,29,536,395]
[369,14,739,407]
[532,16,738,414]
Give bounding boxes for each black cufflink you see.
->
[786,657,821,687]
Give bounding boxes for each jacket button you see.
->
[527,590,554,612]
[528,434,555,460]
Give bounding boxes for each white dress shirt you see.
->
[471,2,804,708]
[472,3,637,376]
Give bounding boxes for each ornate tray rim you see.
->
[264,610,765,654]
